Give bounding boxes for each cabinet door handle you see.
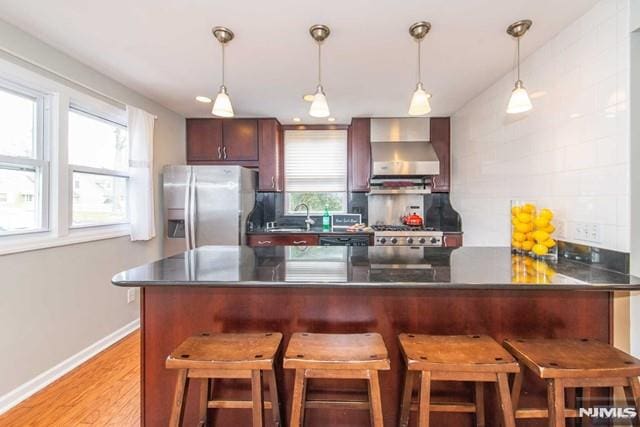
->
[292,240,307,245]
[257,240,272,245]
[223,146,227,159]
[217,146,222,159]
[271,176,276,189]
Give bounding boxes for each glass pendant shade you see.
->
[408,83,432,116]
[212,86,234,117]
[309,85,330,118]
[506,80,532,114]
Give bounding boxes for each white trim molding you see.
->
[0,318,139,415]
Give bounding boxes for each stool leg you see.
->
[399,370,416,427]
[367,370,384,427]
[547,379,565,427]
[474,382,485,427]
[629,377,640,424]
[290,369,307,427]
[511,371,523,413]
[251,370,265,427]
[198,379,210,426]
[495,373,515,427]
[418,371,431,427]
[268,369,282,427]
[169,369,189,427]
[581,387,591,427]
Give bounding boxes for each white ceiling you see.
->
[0,0,598,124]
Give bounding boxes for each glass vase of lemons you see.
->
[511,201,558,261]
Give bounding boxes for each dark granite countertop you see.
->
[112,246,640,290]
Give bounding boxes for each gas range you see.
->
[371,225,443,247]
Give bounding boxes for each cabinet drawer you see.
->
[247,234,319,247]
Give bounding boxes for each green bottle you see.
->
[322,206,331,231]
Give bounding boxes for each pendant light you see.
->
[506,20,533,114]
[308,25,331,118]
[211,26,235,117]
[408,21,432,116]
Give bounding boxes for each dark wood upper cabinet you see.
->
[186,118,222,162]
[222,119,258,161]
[258,119,283,192]
[430,117,451,193]
[349,118,371,192]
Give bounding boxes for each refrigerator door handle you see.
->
[190,172,197,249]
[184,168,192,251]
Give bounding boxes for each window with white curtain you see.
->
[0,81,49,235]
[284,129,347,214]
[68,105,129,227]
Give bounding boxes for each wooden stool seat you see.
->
[398,334,519,427]
[283,332,390,370]
[400,334,520,373]
[166,332,283,427]
[283,332,390,427]
[503,338,640,426]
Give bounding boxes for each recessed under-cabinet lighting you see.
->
[293,117,301,122]
[303,94,315,102]
[195,96,212,103]
[327,117,336,122]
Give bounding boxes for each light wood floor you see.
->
[0,331,140,427]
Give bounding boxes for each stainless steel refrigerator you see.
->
[163,165,257,256]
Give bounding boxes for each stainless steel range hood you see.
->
[370,118,440,178]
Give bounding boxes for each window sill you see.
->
[0,225,131,256]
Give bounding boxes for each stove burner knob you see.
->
[390,238,398,244]
[430,238,438,244]
[406,238,414,244]
[379,238,386,244]
[419,238,426,244]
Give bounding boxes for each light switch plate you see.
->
[127,288,136,304]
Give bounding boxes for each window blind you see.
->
[284,130,347,192]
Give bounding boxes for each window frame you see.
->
[0,78,50,236]
[283,129,348,215]
[67,105,130,229]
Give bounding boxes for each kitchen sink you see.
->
[265,228,306,232]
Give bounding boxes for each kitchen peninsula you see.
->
[113,246,640,426]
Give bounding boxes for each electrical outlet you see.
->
[127,288,136,304]
[572,222,602,243]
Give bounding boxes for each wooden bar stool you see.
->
[504,337,640,426]
[398,334,519,427]
[165,332,283,427]
[283,332,390,427]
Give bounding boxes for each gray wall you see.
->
[0,19,185,398]
[630,4,640,355]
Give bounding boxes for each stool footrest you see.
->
[409,401,477,413]
[515,407,578,419]
[207,400,273,410]
[305,399,370,410]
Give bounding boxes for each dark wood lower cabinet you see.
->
[141,287,610,426]
[247,234,319,247]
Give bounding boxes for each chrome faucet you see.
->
[294,203,315,231]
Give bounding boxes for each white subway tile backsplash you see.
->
[452,0,630,252]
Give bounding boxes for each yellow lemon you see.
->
[511,216,519,226]
[512,240,522,249]
[512,232,526,242]
[522,203,536,214]
[532,230,550,243]
[515,222,529,233]
[511,206,522,216]
[532,244,549,256]
[521,240,534,251]
[543,238,556,248]
[534,216,550,228]
[539,208,553,220]
[516,213,532,223]
[544,224,556,234]
[525,232,534,241]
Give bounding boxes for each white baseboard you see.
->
[0,318,140,415]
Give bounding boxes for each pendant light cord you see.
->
[516,37,520,82]
[317,42,322,86]
[221,42,226,87]
[417,39,422,85]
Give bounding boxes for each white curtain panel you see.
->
[127,105,156,241]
